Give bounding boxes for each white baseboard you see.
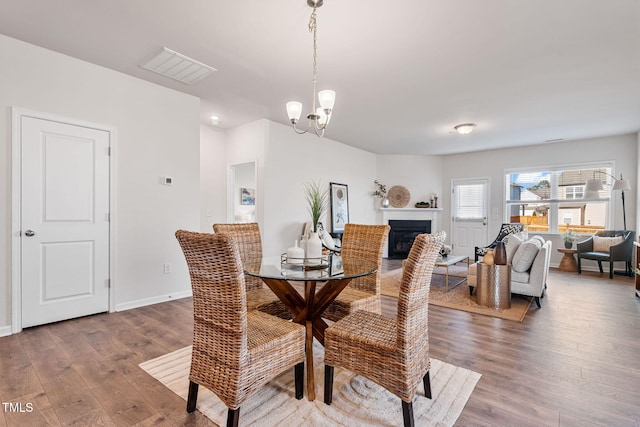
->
[0,325,13,337]
[115,289,192,312]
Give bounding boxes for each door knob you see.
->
[24,230,35,237]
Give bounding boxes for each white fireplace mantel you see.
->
[380,208,443,257]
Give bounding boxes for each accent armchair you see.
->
[576,230,635,278]
[474,223,525,262]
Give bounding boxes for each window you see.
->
[454,181,486,219]
[505,164,613,235]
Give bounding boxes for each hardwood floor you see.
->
[1,267,639,426]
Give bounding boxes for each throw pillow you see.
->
[593,236,623,252]
[512,238,542,273]
[503,232,526,264]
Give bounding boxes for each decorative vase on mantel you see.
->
[381,197,390,208]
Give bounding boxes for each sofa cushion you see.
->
[593,235,623,252]
[512,238,542,273]
[511,270,531,284]
[503,232,527,264]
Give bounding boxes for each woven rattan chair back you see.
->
[175,230,248,368]
[340,223,390,294]
[213,223,264,291]
[397,231,445,359]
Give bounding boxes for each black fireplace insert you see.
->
[388,220,431,259]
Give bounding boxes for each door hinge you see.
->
[106,279,111,289]
[107,147,111,156]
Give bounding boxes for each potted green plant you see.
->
[304,181,328,261]
[561,229,579,249]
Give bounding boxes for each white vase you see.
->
[381,197,390,208]
[286,240,304,264]
[306,232,322,263]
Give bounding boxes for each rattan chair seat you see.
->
[321,288,380,322]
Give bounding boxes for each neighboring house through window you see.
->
[505,164,614,235]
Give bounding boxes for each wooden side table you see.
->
[476,263,511,309]
[557,248,578,272]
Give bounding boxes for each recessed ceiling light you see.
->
[140,47,217,85]
[454,123,476,135]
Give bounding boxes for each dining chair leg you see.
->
[401,400,415,427]
[226,408,240,427]
[295,362,304,400]
[324,365,334,405]
[423,371,432,399]
[186,381,199,413]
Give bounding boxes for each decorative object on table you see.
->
[286,240,305,264]
[560,228,580,249]
[304,181,329,261]
[415,201,430,208]
[240,187,255,205]
[281,252,329,270]
[329,253,344,276]
[329,182,349,234]
[285,0,335,137]
[387,185,410,208]
[493,240,507,265]
[371,180,389,208]
[483,248,495,265]
[440,244,452,258]
[583,171,631,229]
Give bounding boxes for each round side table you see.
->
[557,248,578,272]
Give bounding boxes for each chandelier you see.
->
[286,0,335,137]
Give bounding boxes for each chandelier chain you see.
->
[309,8,318,113]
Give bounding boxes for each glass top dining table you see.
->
[244,255,377,401]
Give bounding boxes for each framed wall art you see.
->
[329,182,349,233]
[240,188,255,205]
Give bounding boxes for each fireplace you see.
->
[388,220,431,259]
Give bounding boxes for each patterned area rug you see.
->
[140,342,481,426]
[381,268,532,322]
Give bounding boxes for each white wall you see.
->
[200,124,227,231]
[441,134,638,267]
[0,34,201,330]
[261,121,378,257]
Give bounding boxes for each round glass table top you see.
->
[245,255,377,282]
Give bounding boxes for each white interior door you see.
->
[451,179,489,258]
[21,116,110,328]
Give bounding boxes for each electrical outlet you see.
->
[163,263,172,274]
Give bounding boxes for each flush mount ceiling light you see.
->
[454,123,476,135]
[286,0,335,137]
[140,47,216,85]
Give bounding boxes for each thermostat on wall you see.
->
[163,176,173,185]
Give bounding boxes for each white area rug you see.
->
[140,342,481,426]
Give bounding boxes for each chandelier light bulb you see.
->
[318,90,336,111]
[286,101,303,123]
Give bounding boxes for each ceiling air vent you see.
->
[140,47,216,85]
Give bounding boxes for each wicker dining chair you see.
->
[175,230,305,427]
[321,223,390,322]
[324,231,446,427]
[213,223,291,319]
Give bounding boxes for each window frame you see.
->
[504,161,616,235]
